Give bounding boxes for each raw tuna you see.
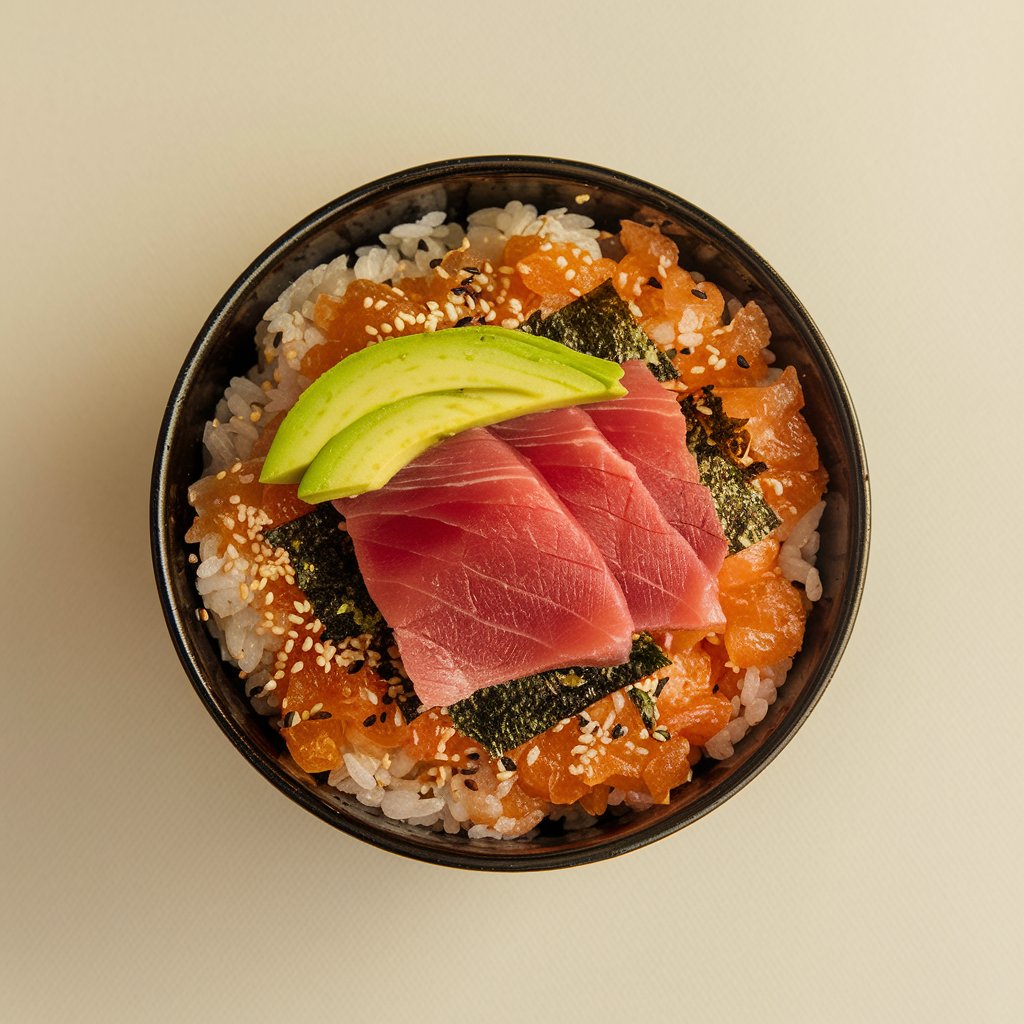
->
[586,361,728,574]
[492,408,722,631]
[337,428,633,708]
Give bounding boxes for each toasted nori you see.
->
[263,507,420,720]
[447,634,671,756]
[627,686,658,730]
[519,281,678,382]
[679,388,781,554]
[265,505,384,638]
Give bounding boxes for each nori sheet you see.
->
[447,634,671,756]
[680,388,781,554]
[627,687,658,731]
[264,504,384,639]
[519,280,678,382]
[263,506,420,720]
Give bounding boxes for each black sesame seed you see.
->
[461,766,479,775]
[381,693,393,705]
[429,258,442,268]
[462,266,480,274]
[647,276,663,289]
[310,710,332,720]
[691,288,707,300]
[466,751,480,760]
[577,714,589,729]
[464,779,478,791]
[736,354,750,369]
[379,711,387,723]
[362,714,377,728]
[283,711,300,729]
[712,684,719,693]
[500,756,517,772]
[454,316,473,328]
[654,676,670,698]
[346,660,364,674]
[680,347,692,356]
[611,723,626,739]
[450,286,470,296]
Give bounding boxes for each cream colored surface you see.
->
[2,2,1021,1021]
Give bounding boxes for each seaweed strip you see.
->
[519,280,678,381]
[627,687,658,730]
[263,507,420,720]
[264,505,384,638]
[679,388,781,553]
[447,634,671,755]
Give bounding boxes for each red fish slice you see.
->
[337,428,633,708]
[492,407,721,632]
[586,361,728,575]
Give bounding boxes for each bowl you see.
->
[151,155,869,870]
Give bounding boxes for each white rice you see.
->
[189,202,826,835]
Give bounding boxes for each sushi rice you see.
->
[192,202,825,839]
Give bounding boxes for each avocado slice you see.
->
[260,326,624,484]
[299,368,627,502]
[300,385,630,501]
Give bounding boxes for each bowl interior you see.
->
[153,156,869,870]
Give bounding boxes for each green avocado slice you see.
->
[297,377,626,502]
[260,326,625,484]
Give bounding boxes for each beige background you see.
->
[3,1,1021,1021]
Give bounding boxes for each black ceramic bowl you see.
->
[152,156,869,871]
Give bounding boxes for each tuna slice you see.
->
[492,408,722,632]
[586,361,728,575]
[337,428,633,709]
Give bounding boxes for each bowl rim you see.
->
[151,154,870,871]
